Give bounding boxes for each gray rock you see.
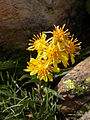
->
[55,57,90,113]
[56,57,90,94]
[78,111,90,120]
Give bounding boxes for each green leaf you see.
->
[54,68,72,78]
[46,88,64,100]
[38,99,46,118]
[0,60,16,70]
[19,74,31,81]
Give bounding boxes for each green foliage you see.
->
[0,60,16,70]
[0,71,63,120]
[53,68,72,78]
[0,50,66,119]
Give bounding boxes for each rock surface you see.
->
[0,0,85,50]
[78,110,90,120]
[55,57,90,113]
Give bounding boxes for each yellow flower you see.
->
[44,44,69,68]
[27,33,47,53]
[45,44,59,64]
[65,35,81,64]
[24,58,53,82]
[52,24,70,44]
[25,24,81,82]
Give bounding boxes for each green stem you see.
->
[39,80,42,99]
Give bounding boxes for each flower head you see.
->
[65,35,81,64]
[27,33,47,54]
[44,44,60,64]
[46,24,81,65]
[44,43,68,68]
[24,58,53,82]
[52,24,70,44]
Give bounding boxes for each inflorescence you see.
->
[25,24,81,82]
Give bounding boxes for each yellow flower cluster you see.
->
[25,24,81,82]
